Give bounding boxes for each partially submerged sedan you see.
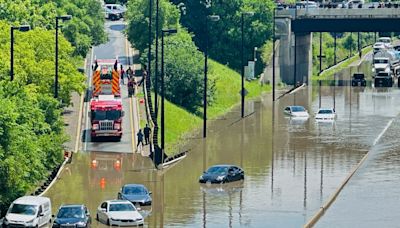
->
[118,184,152,206]
[284,106,309,117]
[315,108,336,121]
[199,165,244,184]
[96,200,144,227]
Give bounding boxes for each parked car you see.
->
[373,42,386,54]
[104,7,122,21]
[104,4,127,18]
[199,165,244,184]
[351,73,367,87]
[315,108,336,121]
[52,204,91,228]
[96,200,144,226]
[118,184,152,206]
[2,196,52,228]
[378,37,392,49]
[284,106,309,117]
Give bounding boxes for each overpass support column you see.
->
[294,32,312,85]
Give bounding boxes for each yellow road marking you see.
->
[129,97,136,153]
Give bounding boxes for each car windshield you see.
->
[318,109,333,114]
[207,166,229,174]
[374,59,388,64]
[291,106,306,112]
[109,203,135,212]
[57,207,84,219]
[379,39,390,43]
[9,204,37,215]
[353,74,364,79]
[92,110,121,120]
[123,187,146,195]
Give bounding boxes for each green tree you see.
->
[126,0,180,53]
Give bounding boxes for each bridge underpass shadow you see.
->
[109,24,125,31]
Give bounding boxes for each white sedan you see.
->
[315,108,336,121]
[284,106,309,117]
[96,200,144,226]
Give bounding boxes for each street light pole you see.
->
[272,9,276,102]
[161,29,177,158]
[241,12,254,118]
[203,15,220,138]
[55,15,72,99]
[10,25,30,81]
[155,0,160,118]
[148,0,153,90]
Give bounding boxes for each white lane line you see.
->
[373,119,393,146]
[304,117,396,228]
[84,48,94,152]
[74,58,86,153]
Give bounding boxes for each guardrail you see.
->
[276,8,400,19]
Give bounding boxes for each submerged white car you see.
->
[96,200,144,226]
[284,106,309,117]
[315,108,336,121]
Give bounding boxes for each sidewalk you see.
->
[62,92,82,152]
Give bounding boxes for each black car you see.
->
[118,184,152,206]
[52,204,91,228]
[351,73,366,87]
[199,165,244,184]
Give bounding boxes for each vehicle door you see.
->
[232,167,242,181]
[85,206,91,225]
[98,202,108,222]
[37,205,45,226]
[227,167,236,181]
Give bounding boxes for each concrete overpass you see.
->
[275,8,400,85]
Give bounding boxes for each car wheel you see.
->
[96,214,99,221]
[106,219,110,226]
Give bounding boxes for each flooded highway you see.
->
[44,18,400,227]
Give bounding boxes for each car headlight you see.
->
[76,222,86,227]
[216,176,225,181]
[199,175,204,180]
[25,218,35,225]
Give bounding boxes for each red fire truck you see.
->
[90,59,123,141]
[90,95,123,141]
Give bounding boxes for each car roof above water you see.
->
[13,196,50,205]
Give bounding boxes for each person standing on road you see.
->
[144,124,151,145]
[136,129,144,151]
[120,65,125,85]
[127,66,133,80]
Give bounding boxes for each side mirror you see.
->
[39,213,44,217]
[52,215,55,218]
[148,191,152,195]
[122,111,125,117]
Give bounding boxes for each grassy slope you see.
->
[311,46,373,80]
[163,59,271,155]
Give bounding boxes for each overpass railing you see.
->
[276,8,400,19]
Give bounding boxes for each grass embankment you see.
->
[159,59,270,155]
[311,46,373,81]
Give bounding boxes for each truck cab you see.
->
[374,72,393,87]
[90,95,123,141]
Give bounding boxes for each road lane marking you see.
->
[130,97,136,153]
[84,48,94,151]
[304,117,396,228]
[74,59,86,153]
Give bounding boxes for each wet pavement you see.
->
[44,20,400,227]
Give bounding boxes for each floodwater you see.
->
[45,54,400,227]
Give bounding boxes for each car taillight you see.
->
[93,123,99,130]
[114,123,121,130]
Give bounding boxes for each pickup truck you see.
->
[374,72,393,87]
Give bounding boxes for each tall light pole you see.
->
[10,25,30,81]
[148,0,153,90]
[55,15,72,99]
[203,15,220,138]
[161,28,177,164]
[241,11,254,118]
[272,8,276,102]
[155,0,160,118]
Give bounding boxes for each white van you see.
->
[3,196,52,228]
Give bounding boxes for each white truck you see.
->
[372,50,400,76]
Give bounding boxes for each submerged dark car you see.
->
[52,204,91,228]
[199,165,244,184]
[351,73,366,87]
[118,184,152,206]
